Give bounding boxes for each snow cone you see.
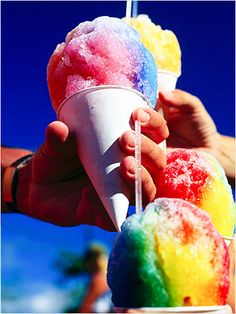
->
[47,16,157,230]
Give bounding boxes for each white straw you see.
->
[135,120,142,214]
[132,0,138,17]
[157,108,167,154]
[125,0,132,24]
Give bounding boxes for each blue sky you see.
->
[1,1,235,312]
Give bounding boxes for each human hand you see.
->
[16,121,116,230]
[156,89,218,152]
[156,89,235,185]
[15,108,168,230]
[119,107,168,207]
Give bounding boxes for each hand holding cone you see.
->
[57,86,151,231]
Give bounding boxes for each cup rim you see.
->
[115,305,229,313]
[158,69,181,79]
[223,236,234,241]
[56,85,152,116]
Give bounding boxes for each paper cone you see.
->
[115,305,232,313]
[57,86,151,231]
[157,70,179,93]
[156,70,179,152]
[223,236,234,247]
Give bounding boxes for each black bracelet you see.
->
[4,154,33,213]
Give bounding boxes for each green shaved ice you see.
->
[107,208,169,307]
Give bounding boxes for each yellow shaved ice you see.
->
[129,15,181,76]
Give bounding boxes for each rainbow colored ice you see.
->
[47,16,157,110]
[129,15,181,76]
[107,198,230,308]
[155,149,236,237]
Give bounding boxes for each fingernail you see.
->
[138,109,151,123]
[128,160,135,174]
[127,131,135,148]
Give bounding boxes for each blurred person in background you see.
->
[77,244,113,313]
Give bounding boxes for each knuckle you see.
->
[192,95,201,105]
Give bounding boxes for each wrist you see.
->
[2,153,33,213]
[15,158,33,214]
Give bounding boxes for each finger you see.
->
[119,130,166,172]
[77,185,116,231]
[131,107,169,144]
[120,156,157,205]
[43,121,77,160]
[33,121,83,184]
[157,89,205,114]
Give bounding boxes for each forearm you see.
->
[215,134,235,188]
[1,147,33,212]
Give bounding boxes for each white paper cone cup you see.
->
[115,305,232,313]
[156,70,179,151]
[57,86,151,231]
[223,236,234,247]
[157,70,179,93]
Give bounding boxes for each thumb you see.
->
[43,121,77,160]
[32,121,82,184]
